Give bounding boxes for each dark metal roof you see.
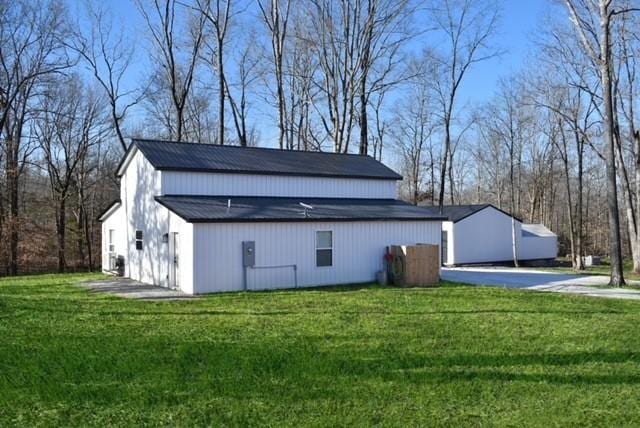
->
[122,138,402,180]
[418,204,522,223]
[155,196,446,223]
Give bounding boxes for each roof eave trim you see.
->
[115,143,139,177]
[453,204,523,224]
[154,196,445,223]
[186,216,446,223]
[98,200,122,222]
[156,166,402,181]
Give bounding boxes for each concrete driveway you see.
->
[81,278,197,300]
[441,267,640,300]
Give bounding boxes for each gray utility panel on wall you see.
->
[242,241,255,267]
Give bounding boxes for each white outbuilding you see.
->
[99,139,445,294]
[519,223,558,261]
[420,204,558,266]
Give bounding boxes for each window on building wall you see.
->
[108,230,115,254]
[108,229,116,270]
[135,230,143,250]
[316,231,333,267]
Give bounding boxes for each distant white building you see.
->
[99,139,445,294]
[519,223,558,262]
[420,204,558,266]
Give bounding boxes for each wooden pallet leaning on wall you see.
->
[390,245,440,287]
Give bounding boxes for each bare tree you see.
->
[71,4,145,152]
[532,69,596,270]
[355,0,413,156]
[562,0,639,286]
[258,0,291,149]
[370,91,387,161]
[285,14,321,151]
[33,78,110,272]
[195,0,235,145]
[225,33,261,146]
[478,77,532,266]
[0,0,71,274]
[534,11,611,270]
[428,0,501,208]
[612,8,640,272]
[307,0,414,154]
[137,0,206,142]
[391,82,436,205]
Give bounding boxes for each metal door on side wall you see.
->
[171,232,180,289]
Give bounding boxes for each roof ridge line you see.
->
[131,137,375,158]
[158,195,399,201]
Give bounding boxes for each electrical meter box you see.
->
[242,241,255,267]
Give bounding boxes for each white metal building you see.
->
[100,139,445,294]
[519,223,558,261]
[420,204,558,266]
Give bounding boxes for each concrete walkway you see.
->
[442,267,640,301]
[81,278,197,300]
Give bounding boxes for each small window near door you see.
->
[316,231,333,267]
[108,229,115,253]
[108,229,116,270]
[135,230,143,250]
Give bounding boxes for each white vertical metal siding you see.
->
[176,214,195,293]
[101,205,125,272]
[114,150,189,290]
[451,207,521,264]
[191,220,441,293]
[161,171,398,199]
[519,236,558,260]
[120,149,162,284]
[442,221,454,265]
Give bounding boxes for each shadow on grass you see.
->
[201,347,640,387]
[5,298,624,318]
[80,278,458,300]
[403,368,640,385]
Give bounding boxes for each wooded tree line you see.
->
[0,0,638,285]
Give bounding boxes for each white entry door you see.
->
[171,232,180,289]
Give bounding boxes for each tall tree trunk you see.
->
[218,36,225,145]
[0,196,4,274]
[448,146,455,204]
[635,130,640,272]
[275,0,286,150]
[510,141,519,267]
[75,195,87,271]
[6,139,19,276]
[615,137,638,270]
[575,138,585,270]
[562,155,577,269]
[84,211,94,272]
[176,106,184,142]
[438,117,451,209]
[359,78,368,155]
[600,3,625,286]
[56,195,67,273]
[429,151,435,205]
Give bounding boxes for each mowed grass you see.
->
[539,258,640,282]
[2,275,640,426]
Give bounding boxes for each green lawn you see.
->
[538,258,640,282]
[2,274,640,426]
